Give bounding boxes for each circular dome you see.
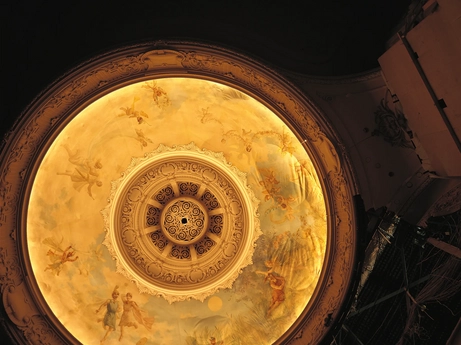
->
[102,143,261,302]
[0,42,358,345]
[26,76,326,344]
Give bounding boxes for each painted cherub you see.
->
[57,168,102,199]
[134,128,153,148]
[44,245,79,276]
[96,286,121,344]
[118,96,150,124]
[119,292,154,341]
[58,145,103,199]
[62,144,102,176]
[142,81,170,108]
[43,237,79,276]
[256,259,275,278]
[256,259,286,316]
[265,272,286,316]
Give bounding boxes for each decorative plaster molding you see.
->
[101,143,261,303]
[0,41,358,344]
[419,182,461,226]
[371,98,414,149]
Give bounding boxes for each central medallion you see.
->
[161,197,209,245]
[102,143,261,303]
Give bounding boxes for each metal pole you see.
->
[426,237,461,259]
[342,324,365,345]
[347,275,431,318]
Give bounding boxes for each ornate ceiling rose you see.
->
[102,143,261,302]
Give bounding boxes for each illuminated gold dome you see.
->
[1,42,358,345]
[27,77,326,344]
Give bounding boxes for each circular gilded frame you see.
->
[102,144,262,302]
[0,41,359,345]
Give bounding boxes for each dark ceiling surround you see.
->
[2,0,411,137]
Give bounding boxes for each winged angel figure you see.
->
[43,237,79,276]
[141,81,170,108]
[118,96,150,124]
[57,144,103,199]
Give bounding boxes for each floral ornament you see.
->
[276,128,296,155]
[263,194,297,224]
[199,107,223,126]
[371,98,414,149]
[222,128,254,152]
[259,168,297,223]
[221,126,296,155]
[253,128,297,155]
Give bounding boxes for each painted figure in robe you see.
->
[96,286,121,344]
[119,292,154,341]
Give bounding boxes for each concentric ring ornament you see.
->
[101,142,261,303]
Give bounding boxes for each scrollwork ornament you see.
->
[0,248,22,289]
[20,315,66,345]
[181,51,222,71]
[371,98,414,149]
[0,181,17,224]
[43,75,91,111]
[293,102,322,142]
[102,53,150,76]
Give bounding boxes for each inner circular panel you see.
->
[107,147,259,298]
[161,197,209,245]
[27,77,327,345]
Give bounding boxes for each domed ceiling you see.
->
[1,42,358,345]
[27,77,326,344]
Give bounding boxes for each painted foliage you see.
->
[27,78,327,345]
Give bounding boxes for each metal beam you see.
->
[400,248,412,314]
[342,324,365,345]
[426,237,461,259]
[347,275,431,318]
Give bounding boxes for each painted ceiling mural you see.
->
[27,78,327,345]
